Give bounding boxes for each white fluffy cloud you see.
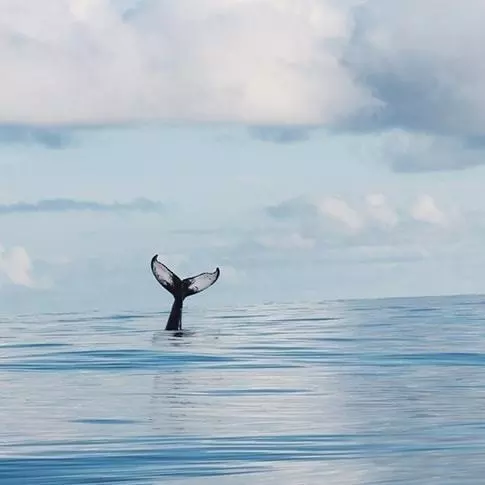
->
[0,0,372,126]
[0,244,34,287]
[410,195,447,226]
[317,196,364,231]
[0,0,482,135]
[266,193,454,246]
[0,0,484,171]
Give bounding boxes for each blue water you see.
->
[2,294,485,484]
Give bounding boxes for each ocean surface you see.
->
[1,294,485,484]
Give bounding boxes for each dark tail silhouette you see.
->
[150,254,220,331]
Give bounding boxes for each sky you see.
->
[2,0,485,314]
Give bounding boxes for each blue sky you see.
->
[2,0,485,313]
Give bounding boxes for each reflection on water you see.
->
[1,295,485,483]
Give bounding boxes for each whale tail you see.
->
[150,254,220,300]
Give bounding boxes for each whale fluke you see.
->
[150,254,220,330]
[184,269,221,296]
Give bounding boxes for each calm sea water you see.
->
[1,294,485,484]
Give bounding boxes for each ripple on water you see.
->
[2,296,485,484]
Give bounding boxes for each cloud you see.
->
[317,196,363,231]
[257,232,316,250]
[190,191,471,302]
[0,125,72,148]
[0,245,34,287]
[0,0,484,172]
[344,0,485,138]
[247,0,485,172]
[410,195,447,226]
[0,197,164,215]
[248,126,313,144]
[0,0,372,128]
[365,193,398,227]
[337,0,485,171]
[265,192,454,247]
[375,130,485,173]
[267,193,401,236]
[266,196,319,221]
